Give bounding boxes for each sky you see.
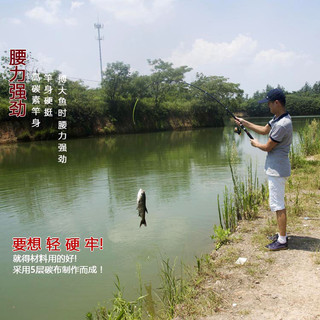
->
[1,0,320,96]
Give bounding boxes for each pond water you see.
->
[0,116,316,319]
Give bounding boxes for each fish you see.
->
[137,188,148,227]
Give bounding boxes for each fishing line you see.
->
[132,98,139,125]
[132,82,153,126]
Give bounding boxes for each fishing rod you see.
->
[180,81,254,139]
[132,79,253,139]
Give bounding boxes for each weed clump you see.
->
[213,135,268,249]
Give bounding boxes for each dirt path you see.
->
[202,212,320,320]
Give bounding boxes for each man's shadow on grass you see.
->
[288,235,320,252]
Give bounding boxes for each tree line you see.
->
[0,52,319,139]
[242,82,320,116]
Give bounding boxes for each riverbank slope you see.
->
[0,111,225,144]
[174,155,320,320]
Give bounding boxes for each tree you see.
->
[147,59,192,108]
[102,61,135,102]
[128,75,151,100]
[312,81,320,94]
[191,73,244,114]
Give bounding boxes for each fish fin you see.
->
[146,207,148,214]
[140,219,147,227]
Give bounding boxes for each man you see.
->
[235,88,292,251]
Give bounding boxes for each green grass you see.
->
[211,225,231,250]
[158,258,187,318]
[215,135,268,245]
[299,119,320,156]
[87,276,145,320]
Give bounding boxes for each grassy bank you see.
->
[173,119,320,319]
[86,120,320,320]
[173,155,320,319]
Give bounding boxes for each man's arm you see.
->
[250,137,278,152]
[235,117,271,135]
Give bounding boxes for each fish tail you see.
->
[140,219,147,227]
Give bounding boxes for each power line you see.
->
[67,76,100,83]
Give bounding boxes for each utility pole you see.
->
[94,21,104,83]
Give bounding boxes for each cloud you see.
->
[246,48,315,93]
[71,1,84,10]
[254,49,309,67]
[5,18,22,25]
[169,34,311,71]
[0,17,22,25]
[168,34,317,94]
[64,17,78,26]
[170,34,258,67]
[32,52,76,78]
[45,0,61,12]
[25,0,78,26]
[89,0,174,24]
[25,6,59,25]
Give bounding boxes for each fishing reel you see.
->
[234,126,242,135]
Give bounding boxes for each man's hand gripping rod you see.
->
[181,81,254,139]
